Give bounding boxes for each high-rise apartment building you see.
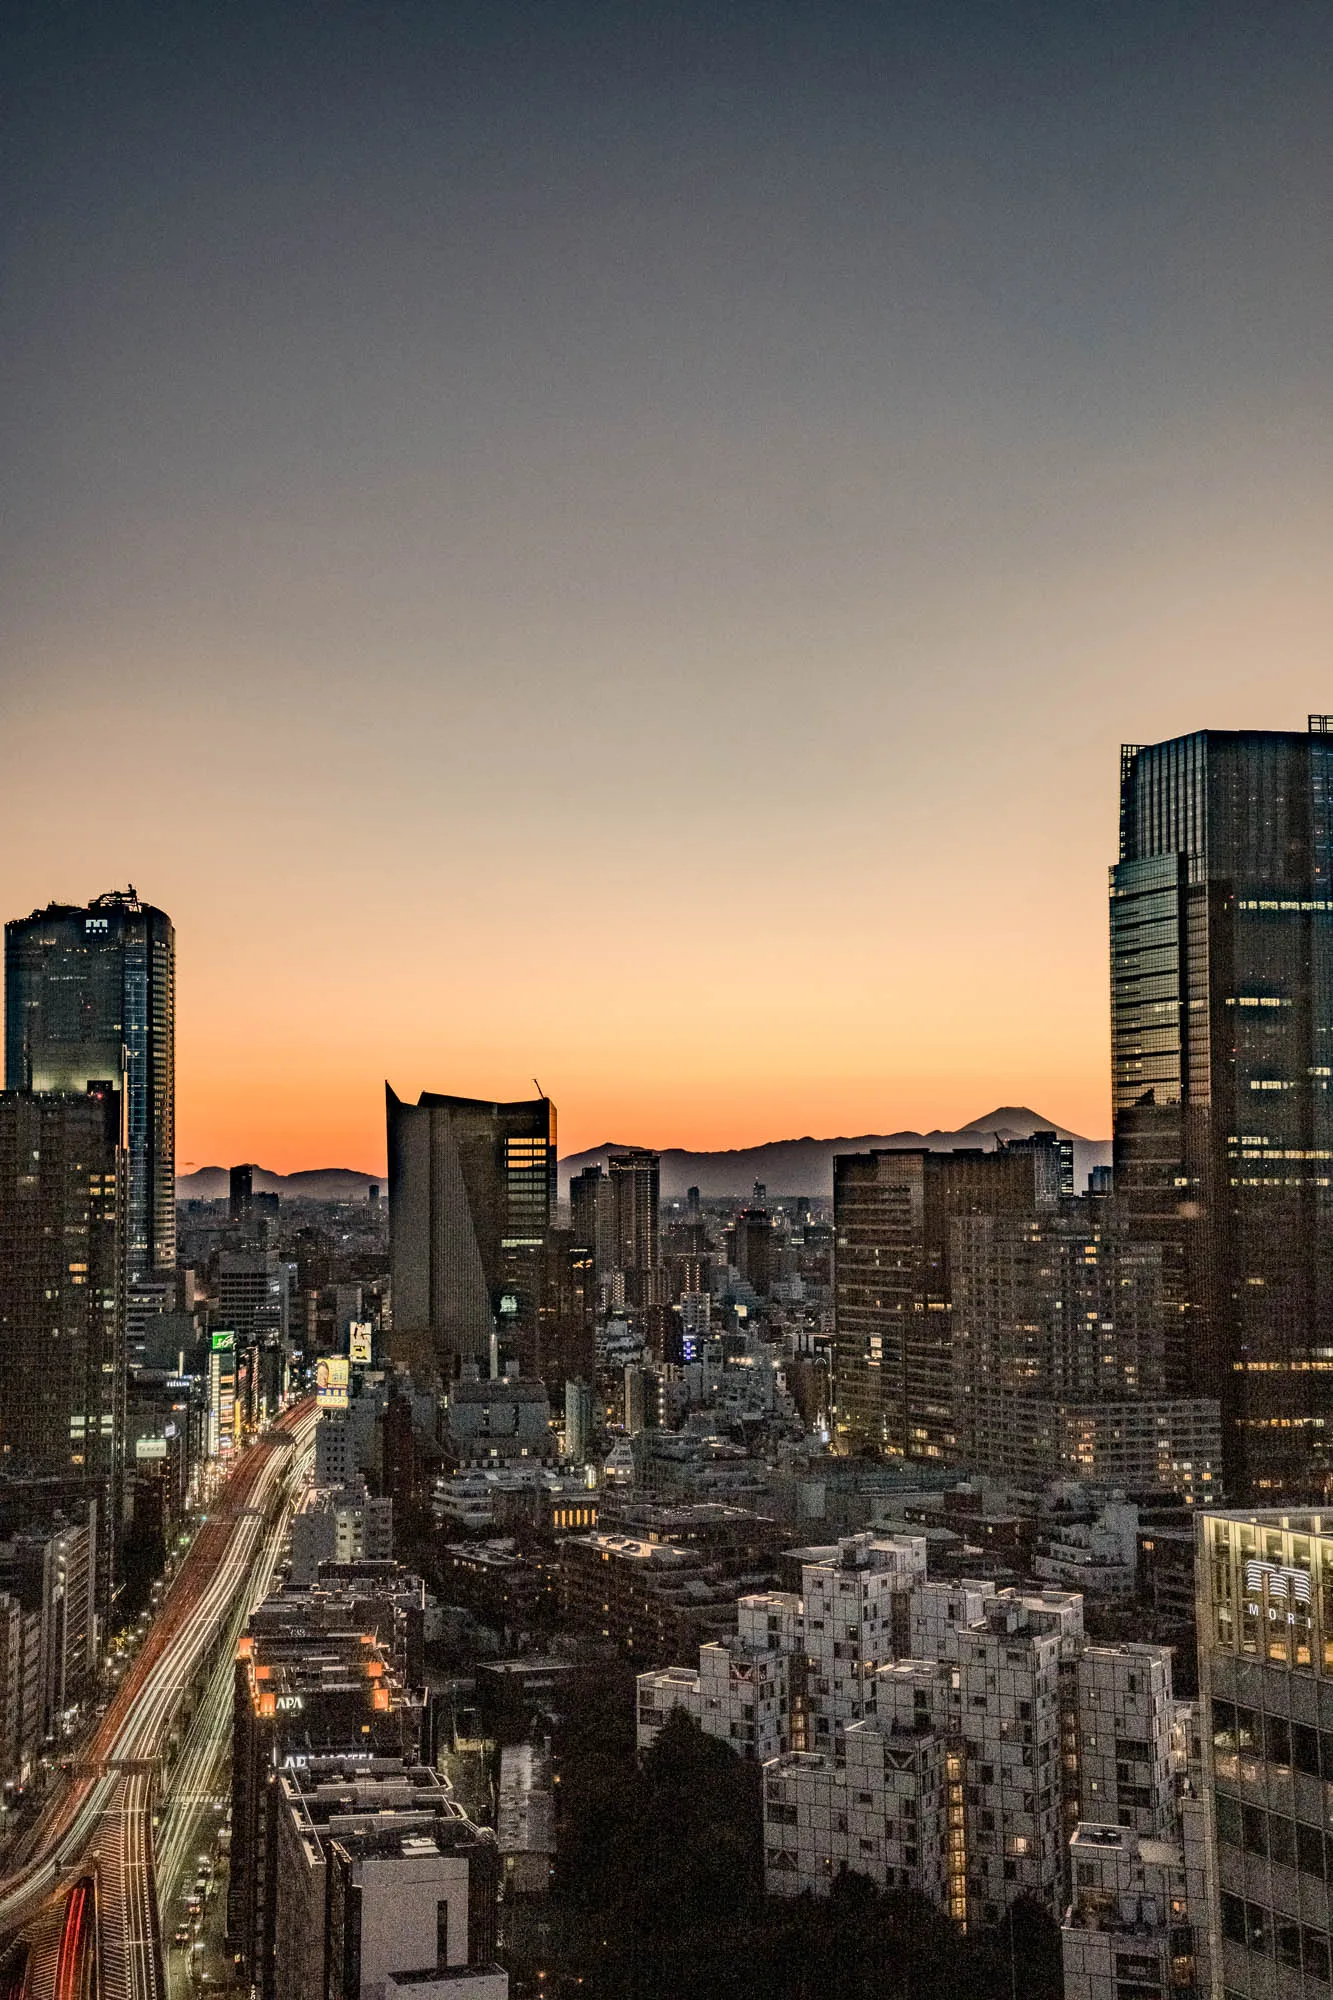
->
[537,1229,596,1389]
[608,1149,661,1298]
[1113,725,1333,1497]
[731,1204,775,1295]
[0,1085,125,1601]
[569,1163,616,1279]
[950,1207,1222,1499]
[386,1087,556,1377]
[832,1146,1036,1460]
[5,889,175,1276]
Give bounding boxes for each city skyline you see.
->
[7,7,1333,1991]
[5,1,1332,1173]
[12,711,1331,1182]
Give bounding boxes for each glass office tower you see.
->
[1112,725,1333,1498]
[386,1085,557,1376]
[5,888,175,1277]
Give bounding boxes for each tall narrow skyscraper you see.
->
[386,1086,556,1376]
[0,1083,126,1599]
[1113,723,1333,1497]
[5,889,175,1276]
[607,1150,660,1288]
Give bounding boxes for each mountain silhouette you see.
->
[559,1108,1108,1200]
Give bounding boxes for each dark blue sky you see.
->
[3,0,1332,1163]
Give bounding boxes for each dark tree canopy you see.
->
[516,1704,1064,2000]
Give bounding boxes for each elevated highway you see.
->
[0,1398,316,1998]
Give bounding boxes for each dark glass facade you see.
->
[5,889,175,1276]
[386,1086,557,1376]
[1113,728,1333,1497]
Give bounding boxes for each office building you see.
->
[496,1739,555,1896]
[0,1589,42,1790]
[325,1814,507,2000]
[5,889,174,1275]
[218,1250,292,1345]
[386,1086,556,1377]
[229,1162,255,1225]
[228,1597,426,1984]
[600,1149,664,1314]
[441,1375,555,1468]
[0,1507,97,1749]
[0,1086,124,1599]
[832,1146,1036,1460]
[1197,1505,1333,1998]
[558,1530,752,1663]
[289,1482,394,1585]
[1113,726,1333,1497]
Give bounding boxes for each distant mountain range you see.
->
[559,1108,1110,1200]
[175,1108,1111,1206]
[177,1166,380,1201]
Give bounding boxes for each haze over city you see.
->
[5,0,1333,1171]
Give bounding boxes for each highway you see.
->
[0,1397,317,2000]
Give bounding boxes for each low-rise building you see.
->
[557,1532,747,1663]
[496,1740,555,1895]
[443,1379,555,1469]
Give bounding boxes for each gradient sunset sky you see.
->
[4,0,1332,1172]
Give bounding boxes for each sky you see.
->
[3,0,1332,1172]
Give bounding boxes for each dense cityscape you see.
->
[0,721,1329,1997]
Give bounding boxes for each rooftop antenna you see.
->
[533,1077,544,1097]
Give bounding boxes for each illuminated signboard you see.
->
[135,1436,168,1460]
[348,1323,373,1365]
[212,1329,236,1353]
[315,1355,349,1410]
[1244,1558,1313,1624]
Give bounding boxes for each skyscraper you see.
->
[5,889,175,1276]
[607,1149,660,1278]
[949,1206,1222,1499]
[1113,724,1333,1497]
[569,1162,616,1279]
[0,1084,125,1595]
[385,1086,556,1376]
[832,1146,1035,1460]
[229,1163,255,1226]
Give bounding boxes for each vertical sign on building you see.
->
[209,1330,236,1458]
